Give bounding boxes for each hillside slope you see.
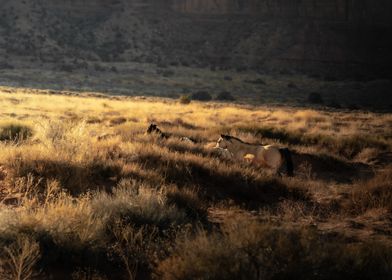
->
[0,0,391,78]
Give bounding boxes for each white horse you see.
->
[216,134,294,176]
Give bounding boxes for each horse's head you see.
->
[216,134,234,149]
[147,124,158,134]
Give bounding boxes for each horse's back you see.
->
[257,145,282,168]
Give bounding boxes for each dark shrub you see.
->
[253,78,266,85]
[287,82,297,88]
[190,91,212,101]
[162,70,175,77]
[94,63,106,72]
[223,76,232,81]
[215,91,235,101]
[157,61,168,68]
[179,95,191,104]
[59,63,74,72]
[327,100,341,109]
[307,92,324,104]
[348,104,360,110]
[244,78,266,85]
[0,61,14,69]
[0,123,33,142]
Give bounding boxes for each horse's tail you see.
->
[279,148,294,176]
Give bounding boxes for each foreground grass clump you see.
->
[0,236,41,280]
[0,179,194,278]
[158,220,392,280]
[0,120,123,194]
[345,165,392,214]
[0,122,32,142]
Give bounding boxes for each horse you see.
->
[146,124,170,139]
[215,134,294,176]
[146,124,197,144]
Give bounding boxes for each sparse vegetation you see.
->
[307,92,324,104]
[158,220,392,280]
[0,122,32,142]
[179,95,191,104]
[215,91,235,101]
[190,91,212,101]
[0,88,391,279]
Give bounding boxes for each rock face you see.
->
[0,0,391,77]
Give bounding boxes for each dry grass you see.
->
[158,219,392,280]
[0,87,391,279]
[0,236,41,280]
[344,166,392,214]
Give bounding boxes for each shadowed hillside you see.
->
[0,0,391,77]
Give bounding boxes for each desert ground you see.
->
[0,86,391,279]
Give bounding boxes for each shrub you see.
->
[109,117,127,126]
[1,236,41,280]
[1,121,122,194]
[158,220,392,280]
[287,82,297,88]
[215,91,235,101]
[157,69,175,77]
[345,166,392,214]
[327,100,341,108]
[244,78,266,85]
[91,181,188,230]
[307,92,324,104]
[110,223,157,280]
[190,91,212,101]
[0,123,32,142]
[59,63,74,73]
[166,186,207,221]
[179,95,191,104]
[94,63,106,72]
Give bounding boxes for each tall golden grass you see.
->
[0,87,391,279]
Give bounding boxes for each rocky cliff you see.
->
[0,0,390,78]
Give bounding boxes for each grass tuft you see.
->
[0,122,33,142]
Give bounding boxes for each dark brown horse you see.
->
[146,124,197,143]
